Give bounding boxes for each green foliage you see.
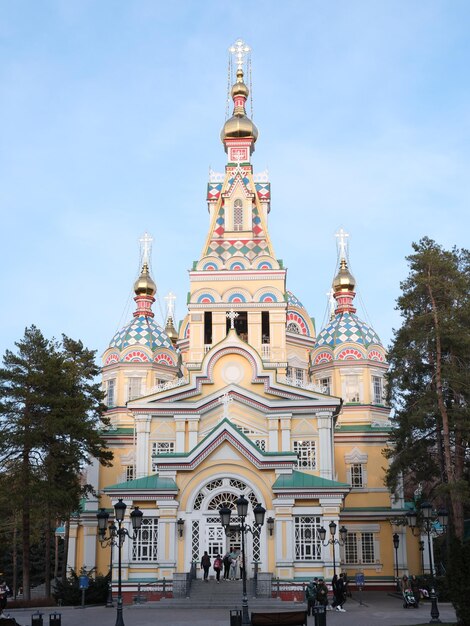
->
[0,326,113,597]
[53,569,109,606]
[447,538,470,625]
[385,238,470,537]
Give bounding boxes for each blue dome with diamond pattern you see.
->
[315,312,382,348]
[287,290,305,309]
[109,315,176,352]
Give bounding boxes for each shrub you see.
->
[53,569,109,606]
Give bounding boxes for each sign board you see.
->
[355,573,365,587]
[79,575,89,590]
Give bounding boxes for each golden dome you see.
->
[221,68,259,144]
[333,259,356,292]
[134,263,157,296]
[221,115,259,142]
[231,69,249,98]
[165,316,179,343]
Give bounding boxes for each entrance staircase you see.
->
[138,578,306,611]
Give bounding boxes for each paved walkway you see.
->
[4,592,457,625]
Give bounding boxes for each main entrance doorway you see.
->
[190,478,264,579]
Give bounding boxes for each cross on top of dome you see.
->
[229,38,251,70]
[335,228,349,261]
[139,232,153,265]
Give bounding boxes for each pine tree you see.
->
[0,326,113,599]
[385,238,470,540]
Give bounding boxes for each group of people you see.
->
[305,573,349,614]
[401,574,423,606]
[200,550,244,582]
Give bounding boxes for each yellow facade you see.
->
[70,43,421,594]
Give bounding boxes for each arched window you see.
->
[234,199,243,231]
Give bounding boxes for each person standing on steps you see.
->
[213,554,222,583]
[223,552,231,580]
[201,551,211,582]
[229,551,238,580]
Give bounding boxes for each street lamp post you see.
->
[419,540,425,576]
[97,500,144,626]
[407,502,448,625]
[95,513,118,607]
[392,533,400,592]
[219,495,266,626]
[319,521,347,577]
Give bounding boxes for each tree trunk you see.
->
[22,499,30,601]
[12,517,18,599]
[427,274,464,539]
[45,508,51,598]
[62,518,70,584]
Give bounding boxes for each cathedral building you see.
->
[70,40,420,596]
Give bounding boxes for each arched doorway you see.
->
[187,477,264,579]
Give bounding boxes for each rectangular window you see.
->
[361,532,375,563]
[127,377,142,401]
[204,311,213,345]
[295,368,305,385]
[294,516,322,561]
[293,440,316,469]
[320,377,331,395]
[151,441,175,472]
[372,376,383,404]
[132,518,158,562]
[125,466,135,481]
[344,533,358,564]
[345,375,360,403]
[261,311,270,343]
[344,531,376,564]
[106,379,116,407]
[350,463,364,488]
[233,199,243,231]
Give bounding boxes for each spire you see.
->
[164,291,178,344]
[133,232,156,318]
[332,228,356,315]
[221,38,258,161]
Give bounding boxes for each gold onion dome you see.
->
[333,258,356,292]
[165,317,179,343]
[134,263,157,296]
[221,69,259,143]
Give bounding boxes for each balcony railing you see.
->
[261,344,271,360]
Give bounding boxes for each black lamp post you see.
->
[319,521,347,577]
[97,500,144,626]
[96,509,118,607]
[219,496,266,626]
[419,540,425,575]
[407,502,448,624]
[392,533,400,592]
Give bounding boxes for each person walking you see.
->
[305,579,317,616]
[331,574,339,609]
[201,551,211,582]
[223,552,231,580]
[213,554,222,583]
[335,573,346,612]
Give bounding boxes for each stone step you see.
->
[134,598,307,610]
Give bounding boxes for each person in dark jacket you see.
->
[223,553,231,580]
[334,573,346,611]
[201,551,211,581]
[305,579,317,615]
[316,579,329,608]
[410,575,420,607]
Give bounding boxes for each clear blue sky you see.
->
[1,1,469,359]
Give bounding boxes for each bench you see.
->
[251,610,308,626]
